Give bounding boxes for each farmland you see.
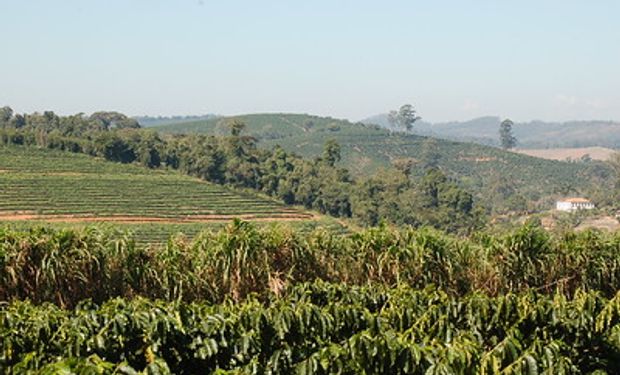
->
[0,146,338,243]
[7,285,620,374]
[4,1,620,372]
[3,223,620,372]
[155,113,612,207]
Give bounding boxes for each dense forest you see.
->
[0,107,482,232]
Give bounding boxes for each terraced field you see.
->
[0,146,340,243]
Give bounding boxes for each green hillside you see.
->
[0,146,340,243]
[156,113,612,208]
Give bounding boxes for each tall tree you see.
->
[499,119,517,149]
[392,158,415,178]
[322,139,341,167]
[90,112,140,130]
[388,104,421,131]
[0,106,13,125]
[420,138,441,170]
[228,119,246,137]
[610,152,620,190]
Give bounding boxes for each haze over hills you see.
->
[362,114,620,149]
[156,113,613,211]
[135,114,218,127]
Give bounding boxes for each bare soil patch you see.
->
[576,216,620,232]
[458,156,497,162]
[516,147,616,161]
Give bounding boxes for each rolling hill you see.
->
[135,114,218,127]
[155,113,613,208]
[363,114,620,149]
[0,146,341,243]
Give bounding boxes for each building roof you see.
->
[558,197,592,203]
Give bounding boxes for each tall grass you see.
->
[1,221,620,307]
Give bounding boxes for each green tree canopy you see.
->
[322,139,341,167]
[499,118,517,149]
[388,104,421,131]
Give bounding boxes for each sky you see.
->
[1,0,619,122]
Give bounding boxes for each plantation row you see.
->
[0,146,155,175]
[2,222,620,307]
[0,174,288,216]
[0,147,299,218]
[0,220,348,246]
[4,282,620,373]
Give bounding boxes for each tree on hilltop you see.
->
[499,119,517,149]
[388,104,421,131]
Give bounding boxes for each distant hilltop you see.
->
[362,114,620,149]
[134,114,218,127]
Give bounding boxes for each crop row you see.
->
[4,282,620,373]
[0,147,294,218]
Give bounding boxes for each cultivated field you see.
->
[0,146,339,243]
[156,113,610,204]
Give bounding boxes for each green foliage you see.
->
[321,139,341,167]
[0,146,297,219]
[5,284,620,373]
[2,223,620,307]
[388,104,421,131]
[0,110,483,232]
[499,119,517,149]
[155,113,612,213]
[610,152,620,201]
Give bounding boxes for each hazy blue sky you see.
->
[1,0,619,122]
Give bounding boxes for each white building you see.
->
[556,198,595,212]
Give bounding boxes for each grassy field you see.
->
[156,113,612,205]
[0,146,344,243]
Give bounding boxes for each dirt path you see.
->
[0,212,319,224]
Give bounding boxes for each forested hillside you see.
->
[0,108,482,231]
[156,113,614,213]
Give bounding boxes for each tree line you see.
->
[0,106,483,231]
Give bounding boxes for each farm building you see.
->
[556,198,595,212]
